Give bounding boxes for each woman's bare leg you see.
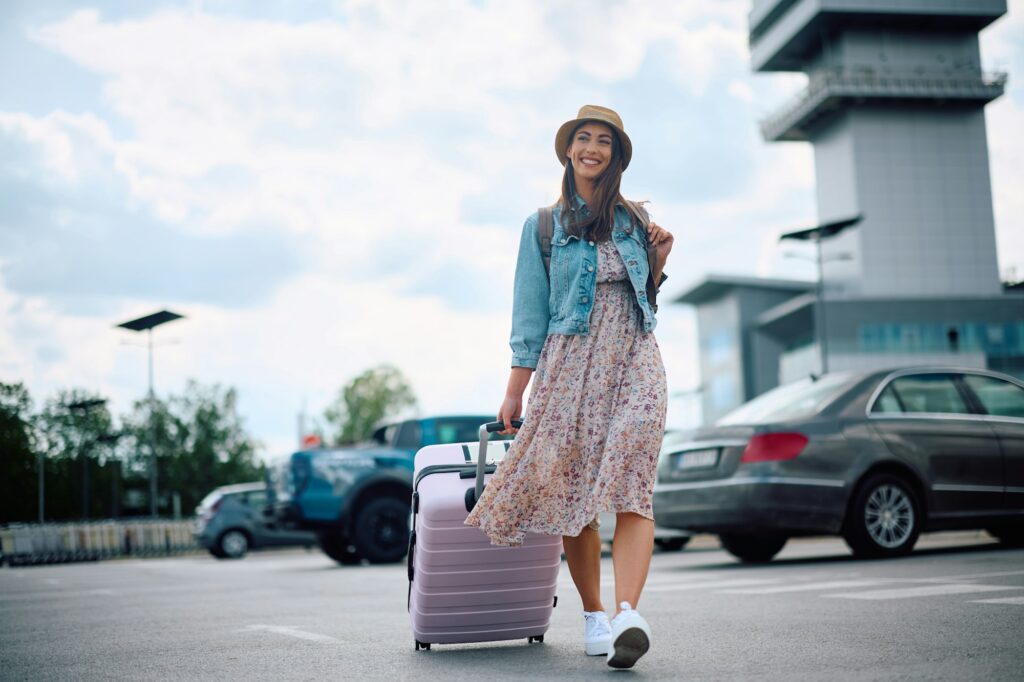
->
[562,526,604,612]
[612,512,655,613]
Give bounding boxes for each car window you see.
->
[395,420,422,448]
[717,373,854,426]
[871,385,904,413]
[884,374,969,415]
[382,424,400,445]
[436,419,485,444]
[245,490,268,507]
[963,374,1024,419]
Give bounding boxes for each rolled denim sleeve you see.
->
[509,213,550,369]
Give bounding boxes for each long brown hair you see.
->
[559,122,628,242]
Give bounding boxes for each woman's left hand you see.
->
[647,221,674,265]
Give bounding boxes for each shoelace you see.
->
[584,612,610,635]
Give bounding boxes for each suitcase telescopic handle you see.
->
[474,420,523,502]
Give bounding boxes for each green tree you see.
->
[120,380,263,515]
[34,389,118,520]
[0,382,37,523]
[324,365,417,445]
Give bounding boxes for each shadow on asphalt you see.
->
[675,538,1011,571]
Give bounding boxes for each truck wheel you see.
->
[719,532,787,563]
[318,533,362,565]
[842,473,921,559]
[354,497,410,564]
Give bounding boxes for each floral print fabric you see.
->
[466,239,668,547]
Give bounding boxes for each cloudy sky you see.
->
[2,0,1022,458]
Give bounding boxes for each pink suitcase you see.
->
[408,421,562,650]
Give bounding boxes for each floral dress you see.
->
[465,239,668,547]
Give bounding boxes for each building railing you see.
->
[0,519,198,566]
[761,68,1008,140]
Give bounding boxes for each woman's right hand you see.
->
[497,395,523,435]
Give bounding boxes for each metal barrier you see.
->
[0,520,199,566]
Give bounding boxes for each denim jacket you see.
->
[510,196,663,369]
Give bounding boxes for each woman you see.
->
[465,104,673,669]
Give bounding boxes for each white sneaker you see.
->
[583,610,612,656]
[607,601,651,669]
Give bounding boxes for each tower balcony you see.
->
[760,68,1007,141]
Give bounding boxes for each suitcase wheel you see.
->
[415,640,431,651]
[528,635,544,644]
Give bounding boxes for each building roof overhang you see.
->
[750,0,1007,72]
[674,274,814,306]
[753,292,817,339]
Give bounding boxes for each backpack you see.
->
[536,202,662,312]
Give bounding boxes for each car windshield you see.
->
[717,373,855,426]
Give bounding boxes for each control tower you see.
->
[674,1,1022,424]
[752,0,1008,298]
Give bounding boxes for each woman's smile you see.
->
[568,121,614,182]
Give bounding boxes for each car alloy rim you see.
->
[223,531,247,556]
[864,484,914,548]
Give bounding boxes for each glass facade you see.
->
[857,321,1024,356]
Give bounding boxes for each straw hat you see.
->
[554,104,632,170]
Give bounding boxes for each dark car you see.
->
[194,483,316,559]
[652,367,1024,563]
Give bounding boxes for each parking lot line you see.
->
[969,596,1024,605]
[718,580,886,595]
[569,573,787,589]
[823,584,1023,600]
[909,569,1024,583]
[241,625,340,643]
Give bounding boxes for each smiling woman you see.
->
[463,104,676,669]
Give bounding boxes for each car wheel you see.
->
[986,523,1024,547]
[843,474,921,559]
[216,529,250,559]
[719,533,787,563]
[654,537,690,552]
[353,497,410,564]
[318,533,362,565]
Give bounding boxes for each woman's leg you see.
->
[612,512,655,612]
[562,525,604,612]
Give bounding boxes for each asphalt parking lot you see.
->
[1,531,1022,681]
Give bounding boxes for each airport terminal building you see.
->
[677,0,1024,423]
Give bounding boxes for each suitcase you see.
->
[408,420,562,650]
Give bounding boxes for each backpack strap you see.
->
[624,199,650,233]
[537,206,554,276]
[624,200,662,312]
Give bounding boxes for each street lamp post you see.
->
[37,449,44,523]
[116,309,184,518]
[779,215,862,375]
[65,398,107,519]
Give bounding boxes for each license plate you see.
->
[674,449,719,470]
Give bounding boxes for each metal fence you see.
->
[0,520,198,566]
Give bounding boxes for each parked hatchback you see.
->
[652,367,1024,562]
[195,483,316,559]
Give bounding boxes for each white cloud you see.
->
[3,0,1021,457]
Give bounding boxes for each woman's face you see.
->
[566,121,615,184]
